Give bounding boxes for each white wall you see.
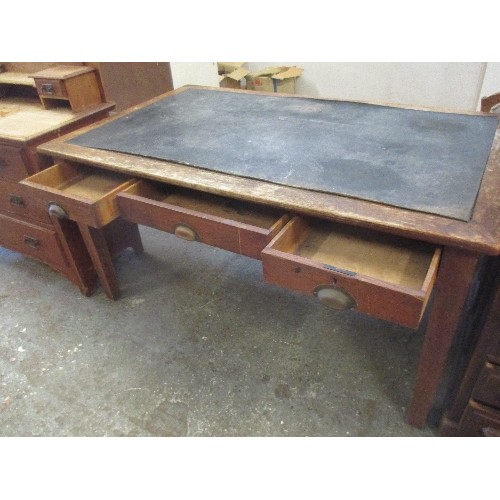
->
[169,62,499,112]
[480,62,500,101]
[246,62,486,111]
[170,62,219,88]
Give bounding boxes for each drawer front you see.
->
[35,78,67,98]
[262,217,441,329]
[0,144,30,181]
[472,362,500,410]
[20,162,135,228]
[459,401,500,436]
[0,179,53,224]
[0,212,68,270]
[117,181,289,259]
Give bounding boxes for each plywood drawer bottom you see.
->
[262,217,441,329]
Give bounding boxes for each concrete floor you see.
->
[0,225,436,436]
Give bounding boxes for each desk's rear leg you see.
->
[406,247,479,428]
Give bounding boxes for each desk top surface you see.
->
[38,87,500,254]
[67,87,498,222]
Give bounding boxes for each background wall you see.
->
[170,62,499,111]
[170,62,219,89]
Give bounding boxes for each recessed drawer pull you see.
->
[41,83,55,95]
[174,224,197,241]
[24,236,40,249]
[314,285,357,310]
[9,195,25,207]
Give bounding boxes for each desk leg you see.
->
[78,223,120,300]
[406,247,479,428]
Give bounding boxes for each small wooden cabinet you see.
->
[32,66,105,113]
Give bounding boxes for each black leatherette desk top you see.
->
[68,87,499,222]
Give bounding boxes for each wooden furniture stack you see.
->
[0,62,174,296]
[0,64,116,294]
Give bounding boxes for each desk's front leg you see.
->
[77,222,121,300]
[407,246,479,428]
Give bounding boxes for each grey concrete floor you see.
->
[0,225,436,436]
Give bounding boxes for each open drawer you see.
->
[20,162,136,228]
[117,180,289,259]
[262,217,441,329]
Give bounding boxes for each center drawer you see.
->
[117,180,289,259]
[262,217,441,329]
[20,162,136,228]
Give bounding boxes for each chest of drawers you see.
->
[0,65,116,295]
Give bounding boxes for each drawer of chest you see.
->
[459,400,500,436]
[472,362,500,410]
[0,179,52,224]
[0,212,68,269]
[20,162,136,228]
[261,217,441,329]
[117,180,290,259]
[0,144,30,181]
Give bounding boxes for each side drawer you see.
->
[262,217,441,329]
[472,362,500,410]
[117,180,289,259]
[0,179,52,224]
[0,144,30,181]
[20,162,136,228]
[0,212,68,270]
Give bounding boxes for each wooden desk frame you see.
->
[31,86,500,429]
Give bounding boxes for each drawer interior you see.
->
[28,162,132,201]
[125,181,285,230]
[273,218,439,290]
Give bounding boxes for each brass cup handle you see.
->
[313,285,357,310]
[48,202,68,219]
[174,224,197,241]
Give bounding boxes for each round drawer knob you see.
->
[314,285,357,310]
[48,202,68,220]
[174,224,197,241]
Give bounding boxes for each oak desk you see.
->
[25,87,500,428]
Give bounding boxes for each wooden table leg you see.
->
[77,222,120,300]
[406,246,480,427]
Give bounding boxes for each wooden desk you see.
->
[23,86,500,428]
